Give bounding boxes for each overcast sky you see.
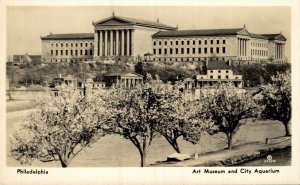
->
[6,6,290,59]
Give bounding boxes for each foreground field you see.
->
[6,106,286,167]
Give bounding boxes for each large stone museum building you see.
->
[41,13,287,63]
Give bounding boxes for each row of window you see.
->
[153,47,226,55]
[208,70,229,73]
[251,42,267,48]
[50,58,91,63]
[251,49,268,56]
[154,57,226,62]
[50,49,93,56]
[153,39,226,46]
[50,42,93,48]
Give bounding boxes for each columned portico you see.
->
[94,28,133,59]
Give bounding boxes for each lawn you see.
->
[6,107,286,167]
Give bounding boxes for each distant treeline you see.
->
[6,61,290,87]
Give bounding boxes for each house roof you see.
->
[104,72,144,78]
[261,33,287,41]
[152,28,245,38]
[41,33,94,40]
[94,15,177,30]
[207,61,232,70]
[250,33,268,40]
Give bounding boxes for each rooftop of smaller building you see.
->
[206,61,232,70]
[104,72,144,78]
[41,33,94,40]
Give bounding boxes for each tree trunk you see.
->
[164,136,181,153]
[283,122,291,136]
[171,140,181,153]
[140,150,147,167]
[60,160,68,168]
[226,133,233,149]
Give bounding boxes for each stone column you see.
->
[116,30,119,56]
[99,31,103,56]
[105,30,108,56]
[237,38,240,56]
[121,30,125,56]
[110,30,113,56]
[127,30,130,56]
[131,30,134,56]
[94,30,98,58]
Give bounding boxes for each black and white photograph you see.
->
[1,1,300,184]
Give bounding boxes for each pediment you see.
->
[237,28,251,36]
[94,17,133,26]
[123,73,143,78]
[275,34,287,41]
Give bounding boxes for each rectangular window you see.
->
[199,40,201,45]
[218,75,221,79]
[153,49,156,54]
[217,40,219,44]
[51,50,53,55]
[61,43,63,47]
[222,47,226,53]
[75,50,78,55]
[159,41,161,45]
[205,40,207,45]
[85,50,88,55]
[216,47,220,53]
[159,49,161,54]
[226,75,229,79]
[66,50,68,56]
[187,48,190,54]
[211,40,213,44]
[198,48,201,54]
[181,48,184,54]
[56,50,58,55]
[181,41,184,45]
[170,48,173,54]
[61,50,63,55]
[223,40,226,44]
[176,48,178,54]
[193,48,195,54]
[193,40,195,45]
[71,43,73,47]
[153,41,156,46]
[170,41,173,45]
[210,75,213,79]
[71,50,73,55]
[66,43,68,47]
[176,41,178,45]
[187,41,190,45]
[80,50,82,55]
[165,41,167,45]
[75,43,78,47]
[56,43,58,47]
[204,48,207,54]
[80,43,83,47]
[85,43,88,47]
[164,48,167,54]
[210,47,213,54]
[90,50,93,55]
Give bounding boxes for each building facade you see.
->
[41,14,287,64]
[41,33,94,63]
[92,14,177,61]
[152,26,287,63]
[183,61,243,101]
[103,72,143,89]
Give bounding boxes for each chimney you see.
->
[59,74,62,78]
[228,60,232,66]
